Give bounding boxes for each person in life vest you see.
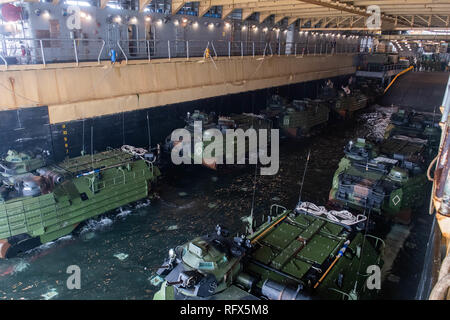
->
[204,47,210,59]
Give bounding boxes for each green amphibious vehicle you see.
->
[329,137,430,223]
[262,96,330,138]
[153,202,383,300]
[333,89,369,119]
[166,110,272,170]
[384,109,441,151]
[0,146,160,258]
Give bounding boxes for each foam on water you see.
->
[26,235,74,256]
[117,207,132,219]
[80,217,113,235]
[134,199,151,209]
[13,260,30,273]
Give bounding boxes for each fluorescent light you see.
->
[107,3,121,9]
[66,0,91,7]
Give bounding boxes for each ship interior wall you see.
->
[0,74,351,162]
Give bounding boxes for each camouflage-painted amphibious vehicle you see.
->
[166,111,272,170]
[329,137,429,223]
[153,202,383,300]
[333,89,369,119]
[0,147,160,258]
[262,96,330,138]
[384,109,441,151]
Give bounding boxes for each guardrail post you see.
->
[98,40,105,64]
[0,53,7,69]
[241,41,243,58]
[186,40,189,60]
[278,42,280,56]
[168,40,171,60]
[39,40,46,66]
[294,43,297,56]
[252,42,255,58]
[228,41,231,59]
[211,41,218,58]
[146,40,151,61]
[314,43,316,56]
[117,41,128,64]
[73,39,79,66]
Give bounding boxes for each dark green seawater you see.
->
[0,106,434,300]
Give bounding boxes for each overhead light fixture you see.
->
[157,19,163,26]
[193,21,198,28]
[42,10,50,19]
[182,18,188,23]
[145,16,151,22]
[174,19,179,26]
[263,27,268,32]
[225,22,231,28]
[208,23,214,29]
[130,17,138,24]
[113,15,122,23]
[86,14,92,21]
[242,25,247,30]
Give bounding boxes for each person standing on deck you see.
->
[109,48,117,64]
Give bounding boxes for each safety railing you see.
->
[0,36,360,69]
[360,63,409,72]
[0,37,106,68]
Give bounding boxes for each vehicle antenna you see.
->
[147,112,152,150]
[90,125,94,169]
[298,149,311,202]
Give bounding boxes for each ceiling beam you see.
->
[274,14,286,25]
[221,6,235,19]
[242,9,254,20]
[259,12,273,23]
[171,0,186,15]
[198,1,212,17]
[139,0,151,12]
[288,16,299,26]
[100,0,109,9]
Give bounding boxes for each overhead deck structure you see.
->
[1,0,450,30]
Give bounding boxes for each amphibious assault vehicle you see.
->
[333,89,369,119]
[262,96,330,138]
[153,201,383,300]
[166,111,273,170]
[384,109,441,150]
[0,146,160,258]
[329,137,429,223]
